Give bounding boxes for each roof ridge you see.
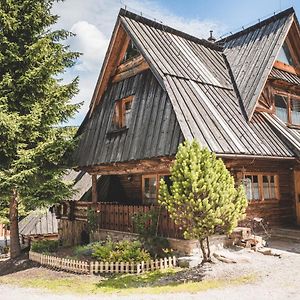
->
[218,7,295,43]
[118,8,223,51]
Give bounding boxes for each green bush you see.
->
[92,240,151,263]
[31,240,59,254]
[73,240,151,263]
[74,244,94,257]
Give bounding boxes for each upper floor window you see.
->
[274,94,288,123]
[242,173,279,202]
[278,42,295,66]
[274,92,300,127]
[112,95,134,129]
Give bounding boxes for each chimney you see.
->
[207,30,216,43]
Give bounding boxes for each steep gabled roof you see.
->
[119,9,231,89]
[220,8,295,119]
[75,8,300,167]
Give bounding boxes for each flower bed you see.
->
[29,251,177,275]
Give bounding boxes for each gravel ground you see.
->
[1,238,300,300]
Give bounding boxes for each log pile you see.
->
[227,227,265,251]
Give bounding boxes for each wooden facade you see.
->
[59,8,300,245]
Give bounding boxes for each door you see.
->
[294,171,300,225]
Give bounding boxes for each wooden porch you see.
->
[67,201,183,239]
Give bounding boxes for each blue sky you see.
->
[53,0,300,126]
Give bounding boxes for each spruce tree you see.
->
[159,140,248,262]
[0,0,80,258]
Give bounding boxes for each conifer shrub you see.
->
[31,240,59,254]
[159,140,248,262]
[74,240,151,263]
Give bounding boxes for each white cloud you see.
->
[52,0,227,126]
[70,21,109,72]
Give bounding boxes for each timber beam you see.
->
[84,157,174,175]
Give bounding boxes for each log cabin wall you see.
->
[116,174,142,204]
[225,158,296,226]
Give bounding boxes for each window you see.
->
[290,98,300,125]
[262,175,276,200]
[122,40,140,63]
[112,95,134,129]
[243,175,260,201]
[142,174,171,204]
[273,92,300,127]
[142,175,157,204]
[274,94,288,123]
[278,42,295,66]
[242,173,279,202]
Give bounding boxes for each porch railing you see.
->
[95,203,183,239]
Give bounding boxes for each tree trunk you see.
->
[9,189,21,259]
[199,238,208,262]
[206,236,211,261]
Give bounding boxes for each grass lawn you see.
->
[0,268,256,295]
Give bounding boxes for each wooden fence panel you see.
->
[29,251,177,275]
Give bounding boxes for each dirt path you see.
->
[1,239,300,300]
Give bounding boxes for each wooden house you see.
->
[58,8,300,245]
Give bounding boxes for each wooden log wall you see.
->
[59,218,87,246]
[226,158,296,226]
[116,174,142,204]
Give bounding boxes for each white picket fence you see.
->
[29,251,177,275]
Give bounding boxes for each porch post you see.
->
[92,174,98,204]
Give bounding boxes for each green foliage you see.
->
[132,209,171,258]
[74,243,95,258]
[0,0,80,236]
[132,209,159,238]
[73,240,151,263]
[158,140,248,260]
[87,208,97,233]
[31,240,59,254]
[92,240,151,263]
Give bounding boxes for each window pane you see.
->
[263,175,276,200]
[252,175,259,200]
[277,42,295,66]
[262,176,270,199]
[243,175,260,201]
[124,101,132,127]
[275,95,288,123]
[144,177,157,204]
[291,99,300,125]
[243,176,253,200]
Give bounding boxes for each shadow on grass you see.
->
[96,267,206,290]
[0,252,39,276]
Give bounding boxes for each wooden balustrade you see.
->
[96,203,183,239]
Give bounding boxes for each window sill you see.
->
[248,199,280,205]
[106,127,128,137]
[287,124,300,130]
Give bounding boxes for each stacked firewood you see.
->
[227,227,265,251]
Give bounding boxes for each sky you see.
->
[52,0,300,126]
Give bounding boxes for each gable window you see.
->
[112,95,134,129]
[274,94,288,123]
[290,98,300,125]
[122,40,140,63]
[142,174,171,205]
[242,173,279,202]
[273,92,300,127]
[278,42,295,66]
